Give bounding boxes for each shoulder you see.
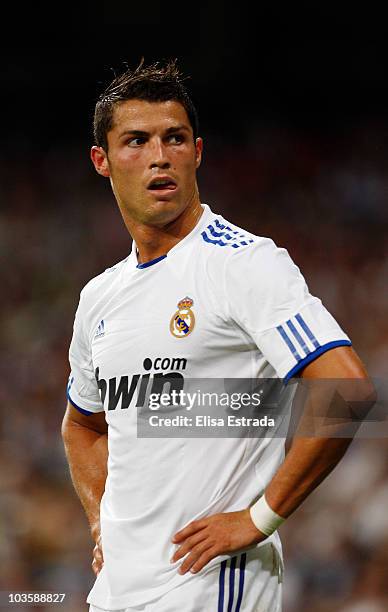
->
[200,212,259,254]
[79,253,130,307]
[197,212,301,317]
[73,254,130,335]
[201,210,293,279]
[199,212,311,326]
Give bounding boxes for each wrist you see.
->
[249,494,285,537]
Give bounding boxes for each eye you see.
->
[168,133,184,144]
[127,137,146,147]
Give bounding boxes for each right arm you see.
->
[61,402,108,574]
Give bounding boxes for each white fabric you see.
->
[88,542,283,611]
[67,204,351,610]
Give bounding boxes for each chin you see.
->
[143,199,184,226]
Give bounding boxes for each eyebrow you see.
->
[119,124,191,138]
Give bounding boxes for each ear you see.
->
[90,146,110,177]
[195,137,203,169]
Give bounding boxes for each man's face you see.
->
[91,99,203,227]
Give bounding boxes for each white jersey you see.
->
[67,204,351,610]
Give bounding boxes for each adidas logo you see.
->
[95,320,105,338]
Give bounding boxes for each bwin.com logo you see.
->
[95,356,187,411]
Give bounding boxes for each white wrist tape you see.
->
[249,495,285,536]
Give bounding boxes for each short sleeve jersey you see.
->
[67,204,351,609]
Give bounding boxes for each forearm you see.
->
[170,349,375,574]
[62,419,108,539]
[264,436,351,518]
[263,387,361,518]
[263,354,375,519]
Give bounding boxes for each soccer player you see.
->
[61,60,373,611]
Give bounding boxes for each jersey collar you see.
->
[127,204,214,271]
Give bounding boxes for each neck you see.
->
[129,196,204,265]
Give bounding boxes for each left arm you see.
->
[171,346,375,574]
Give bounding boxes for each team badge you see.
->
[170,297,195,338]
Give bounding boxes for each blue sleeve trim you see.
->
[67,391,94,416]
[284,340,352,383]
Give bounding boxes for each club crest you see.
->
[170,296,195,338]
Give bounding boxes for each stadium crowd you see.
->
[0,121,387,611]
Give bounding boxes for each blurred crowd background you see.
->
[1,7,388,611]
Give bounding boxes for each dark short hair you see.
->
[93,59,199,151]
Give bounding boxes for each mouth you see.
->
[147,176,178,193]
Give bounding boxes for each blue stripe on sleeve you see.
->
[284,340,352,383]
[66,391,94,416]
[295,313,320,349]
[277,325,302,362]
[286,319,311,356]
[67,376,74,392]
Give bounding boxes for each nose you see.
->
[149,138,170,170]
